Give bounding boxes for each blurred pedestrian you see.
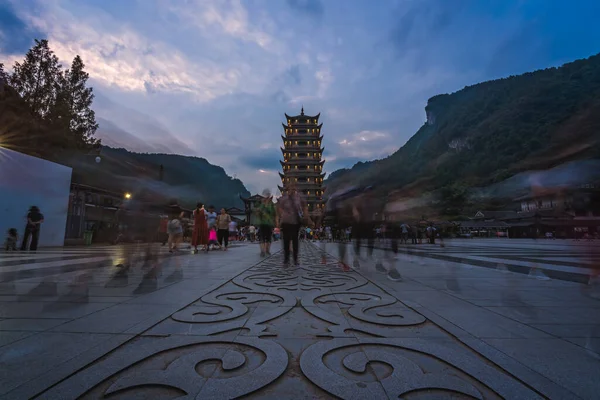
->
[256,189,276,257]
[192,203,208,253]
[21,206,44,251]
[277,182,306,266]
[216,208,232,250]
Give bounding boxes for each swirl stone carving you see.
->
[300,338,542,399]
[36,245,543,399]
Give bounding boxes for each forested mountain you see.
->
[325,53,600,216]
[68,147,251,209]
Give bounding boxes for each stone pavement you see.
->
[1,241,599,399]
[369,238,600,283]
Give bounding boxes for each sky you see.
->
[1,0,599,195]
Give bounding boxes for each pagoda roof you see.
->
[225,206,245,214]
[284,106,321,121]
[240,194,265,202]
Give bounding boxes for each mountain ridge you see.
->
[68,146,251,209]
[324,53,600,216]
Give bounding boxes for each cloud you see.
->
[239,148,282,171]
[0,2,45,54]
[93,91,193,155]
[286,0,324,17]
[168,0,277,51]
[336,130,398,159]
[14,1,243,101]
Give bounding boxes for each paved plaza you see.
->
[0,240,599,399]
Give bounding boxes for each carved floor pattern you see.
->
[41,244,543,399]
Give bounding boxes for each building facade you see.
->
[278,107,325,216]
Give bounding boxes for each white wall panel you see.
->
[0,148,72,247]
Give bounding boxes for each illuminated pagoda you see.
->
[278,107,325,216]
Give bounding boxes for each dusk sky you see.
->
[1,0,599,194]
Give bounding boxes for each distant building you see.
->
[459,184,600,238]
[239,194,265,225]
[278,107,325,216]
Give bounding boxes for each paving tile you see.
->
[2,241,598,399]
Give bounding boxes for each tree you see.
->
[9,39,63,119]
[62,55,100,149]
[0,63,9,85]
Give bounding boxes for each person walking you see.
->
[20,206,44,251]
[351,187,377,270]
[228,218,238,243]
[276,183,306,266]
[399,222,410,244]
[206,206,217,231]
[167,212,183,253]
[216,208,232,251]
[256,189,276,257]
[192,203,209,253]
[427,223,437,244]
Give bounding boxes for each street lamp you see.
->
[124,193,132,199]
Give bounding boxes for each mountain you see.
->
[67,146,251,209]
[95,117,176,154]
[325,53,600,216]
[92,92,193,156]
[1,77,250,210]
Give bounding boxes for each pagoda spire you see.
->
[301,105,304,115]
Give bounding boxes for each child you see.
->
[5,228,18,251]
[208,226,219,250]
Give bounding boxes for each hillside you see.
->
[65,146,251,209]
[1,74,250,209]
[325,53,600,215]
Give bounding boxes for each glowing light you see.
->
[124,193,132,199]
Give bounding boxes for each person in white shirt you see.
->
[229,220,238,241]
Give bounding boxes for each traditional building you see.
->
[278,107,326,216]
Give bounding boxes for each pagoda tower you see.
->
[278,107,325,216]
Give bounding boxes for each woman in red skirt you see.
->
[192,203,209,253]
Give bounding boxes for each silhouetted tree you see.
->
[9,39,63,119]
[62,55,99,148]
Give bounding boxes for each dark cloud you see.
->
[144,81,157,94]
[286,0,324,17]
[100,43,126,58]
[286,64,302,85]
[239,149,282,171]
[0,2,45,54]
[389,0,464,51]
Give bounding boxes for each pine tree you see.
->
[62,55,100,148]
[9,39,63,119]
[0,63,9,86]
